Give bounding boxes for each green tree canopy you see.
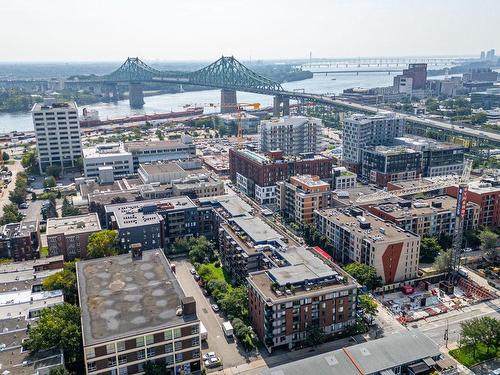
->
[433,249,452,273]
[87,230,119,259]
[359,294,378,321]
[24,303,82,363]
[143,361,167,375]
[460,316,500,355]
[219,286,248,320]
[42,262,78,304]
[62,197,81,217]
[420,236,443,263]
[479,229,499,260]
[304,324,326,348]
[344,263,382,290]
[44,176,57,188]
[0,203,23,225]
[21,149,38,173]
[46,164,62,178]
[2,151,10,161]
[188,236,215,264]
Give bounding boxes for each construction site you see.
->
[379,276,496,325]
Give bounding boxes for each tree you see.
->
[24,303,82,363]
[344,263,382,290]
[420,236,443,263]
[46,164,62,178]
[143,361,167,375]
[479,229,499,260]
[2,151,9,161]
[188,236,215,264]
[155,129,165,141]
[21,149,38,173]
[62,197,81,217]
[460,317,500,355]
[304,324,326,348]
[219,286,248,320]
[470,112,487,125]
[44,176,57,188]
[232,318,258,351]
[206,279,229,301]
[43,262,78,304]
[87,230,119,259]
[49,367,72,375]
[433,250,453,273]
[358,294,378,324]
[0,203,23,224]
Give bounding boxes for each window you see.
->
[191,337,199,347]
[146,334,154,345]
[85,347,95,359]
[87,362,97,372]
[174,341,182,351]
[147,347,156,358]
[175,353,183,362]
[165,343,173,353]
[117,341,126,352]
[119,368,128,375]
[173,328,181,339]
[191,324,199,335]
[118,354,127,365]
[137,349,145,360]
[108,357,117,367]
[164,330,172,341]
[136,337,145,347]
[106,343,116,354]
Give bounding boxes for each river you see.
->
[0,70,457,133]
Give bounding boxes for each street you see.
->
[0,160,23,216]
[173,258,250,370]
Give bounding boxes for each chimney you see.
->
[181,296,196,316]
[131,243,142,260]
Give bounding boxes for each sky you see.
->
[1,0,499,62]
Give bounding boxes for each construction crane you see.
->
[354,159,474,280]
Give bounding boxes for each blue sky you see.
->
[1,0,498,61]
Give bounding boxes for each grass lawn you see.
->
[203,262,231,283]
[449,343,499,367]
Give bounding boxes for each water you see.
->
[0,70,454,133]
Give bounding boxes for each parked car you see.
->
[211,304,220,312]
[190,268,197,275]
[19,202,29,209]
[463,248,473,253]
[28,177,36,182]
[193,274,200,281]
[202,352,216,361]
[202,288,209,296]
[204,357,221,368]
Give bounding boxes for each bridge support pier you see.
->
[273,95,290,116]
[221,89,237,113]
[282,97,290,116]
[129,82,145,108]
[273,96,281,116]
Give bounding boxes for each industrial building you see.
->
[261,331,457,375]
[247,246,359,353]
[315,208,421,283]
[77,249,201,375]
[82,143,134,181]
[32,100,82,173]
[46,213,101,260]
[260,116,324,155]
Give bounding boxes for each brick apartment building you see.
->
[277,175,333,224]
[0,221,40,261]
[46,213,101,260]
[229,148,333,205]
[247,246,359,353]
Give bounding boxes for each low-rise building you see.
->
[315,208,421,283]
[218,112,260,134]
[248,246,359,353]
[332,167,357,190]
[46,213,101,260]
[470,87,500,109]
[0,220,40,261]
[366,196,480,237]
[83,143,134,181]
[277,175,333,224]
[261,330,458,375]
[0,257,65,374]
[229,148,334,205]
[77,249,201,375]
[172,174,225,199]
[361,146,422,186]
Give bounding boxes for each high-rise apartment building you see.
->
[32,100,82,173]
[402,63,427,90]
[342,112,404,171]
[260,116,323,155]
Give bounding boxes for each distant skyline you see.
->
[1,0,499,62]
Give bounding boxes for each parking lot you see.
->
[173,258,251,371]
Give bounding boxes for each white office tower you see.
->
[260,116,324,155]
[342,111,404,166]
[32,99,82,173]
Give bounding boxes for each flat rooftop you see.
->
[0,256,64,274]
[291,174,329,187]
[46,213,101,236]
[124,140,193,152]
[77,250,195,347]
[232,216,281,244]
[316,208,419,243]
[198,195,253,218]
[82,143,130,159]
[363,145,419,156]
[32,101,77,112]
[140,163,185,175]
[261,331,442,375]
[0,220,38,239]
